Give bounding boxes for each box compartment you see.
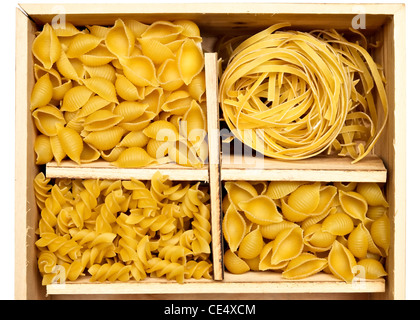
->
[15,3,406,300]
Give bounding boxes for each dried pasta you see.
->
[31,19,207,168]
[222,180,389,282]
[218,24,388,163]
[34,172,212,284]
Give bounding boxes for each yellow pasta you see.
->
[282,253,328,280]
[105,19,136,58]
[222,181,389,282]
[328,241,357,283]
[222,204,246,252]
[31,19,207,167]
[238,195,283,225]
[224,249,250,274]
[35,172,212,284]
[32,23,61,69]
[31,74,53,111]
[32,106,66,136]
[218,24,388,163]
[66,33,102,59]
[238,227,264,260]
[34,135,54,165]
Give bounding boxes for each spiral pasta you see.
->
[218,24,388,163]
[34,172,212,284]
[31,19,207,168]
[222,180,389,282]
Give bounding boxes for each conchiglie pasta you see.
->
[222,181,389,282]
[31,18,206,167]
[32,23,61,69]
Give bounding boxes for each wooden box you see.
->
[15,3,406,300]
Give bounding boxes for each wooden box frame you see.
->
[15,3,406,300]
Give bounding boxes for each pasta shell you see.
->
[32,106,66,136]
[347,223,369,259]
[146,139,169,159]
[224,249,250,274]
[50,135,66,164]
[124,20,148,38]
[87,25,109,39]
[101,146,126,162]
[328,240,357,283]
[173,20,201,40]
[225,181,258,208]
[265,181,305,200]
[244,256,260,271]
[367,206,388,220]
[238,196,283,226]
[79,44,116,67]
[282,253,328,280]
[52,79,73,101]
[31,74,53,111]
[357,258,387,279]
[281,198,315,223]
[222,204,247,252]
[187,71,206,102]
[52,22,81,37]
[303,223,336,252]
[83,110,123,131]
[167,140,203,168]
[141,21,183,44]
[370,214,390,256]
[114,101,148,122]
[32,23,61,69]
[287,182,321,214]
[77,95,114,119]
[120,55,158,87]
[83,126,126,150]
[34,64,61,87]
[57,125,83,164]
[82,77,119,103]
[112,147,156,168]
[238,227,264,259]
[177,38,204,85]
[322,212,354,236]
[260,221,297,240]
[339,190,368,222]
[313,185,337,215]
[161,90,194,116]
[119,111,155,131]
[60,85,93,112]
[105,19,136,57]
[84,64,116,83]
[142,87,164,115]
[34,135,53,165]
[118,130,149,148]
[259,242,288,271]
[157,59,184,92]
[56,50,83,83]
[180,100,207,144]
[66,33,102,58]
[139,38,175,65]
[143,120,179,141]
[115,74,143,101]
[356,183,389,207]
[271,225,304,265]
[80,142,101,163]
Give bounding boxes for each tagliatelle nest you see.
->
[218,23,388,163]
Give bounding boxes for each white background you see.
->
[1,0,418,300]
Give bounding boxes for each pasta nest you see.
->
[219,23,388,163]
